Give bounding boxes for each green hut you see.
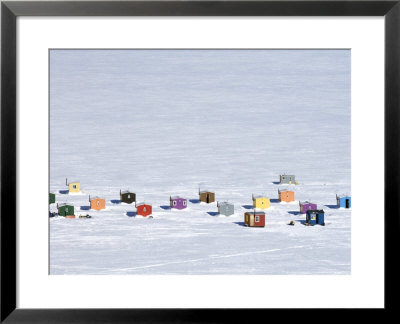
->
[57,203,74,216]
[49,193,56,204]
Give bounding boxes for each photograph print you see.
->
[49,49,351,275]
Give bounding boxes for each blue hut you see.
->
[336,194,351,208]
[306,210,325,226]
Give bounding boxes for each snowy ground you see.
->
[49,50,351,275]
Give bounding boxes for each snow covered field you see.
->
[49,50,351,275]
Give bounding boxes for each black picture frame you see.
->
[1,0,399,322]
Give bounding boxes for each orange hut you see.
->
[89,195,106,210]
[278,189,295,202]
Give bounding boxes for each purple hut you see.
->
[299,201,317,214]
[170,196,187,210]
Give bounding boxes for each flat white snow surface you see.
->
[50,50,351,275]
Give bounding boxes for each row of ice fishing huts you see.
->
[49,176,351,226]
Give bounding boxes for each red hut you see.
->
[136,202,152,217]
[244,210,265,227]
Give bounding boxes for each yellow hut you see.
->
[252,194,270,209]
[66,178,80,193]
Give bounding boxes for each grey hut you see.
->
[217,201,234,216]
[120,190,136,204]
[280,174,296,184]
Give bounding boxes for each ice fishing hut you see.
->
[299,201,317,214]
[170,196,187,210]
[66,178,80,193]
[278,189,295,202]
[89,195,106,210]
[199,189,215,204]
[120,190,136,204]
[217,201,234,216]
[244,210,265,227]
[336,194,351,208]
[49,193,55,204]
[306,209,325,226]
[57,203,74,217]
[136,202,152,217]
[252,194,270,209]
[280,174,295,184]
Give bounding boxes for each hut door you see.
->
[206,194,209,203]
[346,199,350,208]
[250,215,254,227]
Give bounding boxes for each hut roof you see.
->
[68,180,80,184]
[300,201,313,205]
[136,202,150,207]
[121,190,134,194]
[171,196,185,200]
[199,190,214,194]
[253,195,268,199]
[307,209,324,214]
[280,174,295,177]
[337,194,350,198]
[249,207,265,213]
[278,188,293,193]
[90,196,104,201]
[218,201,233,206]
[58,203,73,207]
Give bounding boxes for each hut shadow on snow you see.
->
[288,211,300,216]
[111,199,121,204]
[233,222,246,227]
[270,198,280,203]
[80,206,90,211]
[324,204,338,209]
[126,211,136,217]
[242,205,253,209]
[59,190,69,194]
[160,205,171,210]
[272,181,280,185]
[189,199,200,204]
[207,212,219,216]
